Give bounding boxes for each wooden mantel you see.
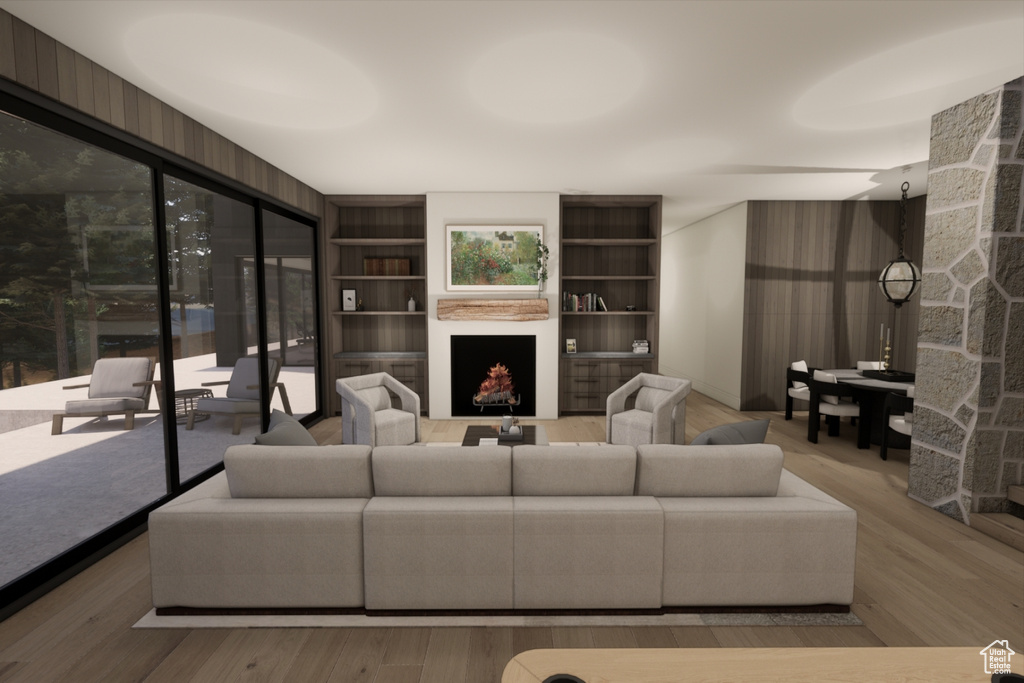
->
[436,298,549,321]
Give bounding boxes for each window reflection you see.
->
[0,110,161,588]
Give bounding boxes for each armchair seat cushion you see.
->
[610,409,654,447]
[65,397,146,415]
[889,415,912,435]
[374,408,417,447]
[818,401,860,418]
[195,397,260,414]
[787,386,810,401]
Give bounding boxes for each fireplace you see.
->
[450,335,537,416]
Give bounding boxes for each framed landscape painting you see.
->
[446,225,543,291]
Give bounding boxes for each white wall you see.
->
[659,202,746,409]
[426,193,561,419]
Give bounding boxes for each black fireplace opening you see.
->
[451,335,537,416]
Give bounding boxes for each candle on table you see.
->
[887,327,891,345]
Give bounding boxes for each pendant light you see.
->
[878,181,921,307]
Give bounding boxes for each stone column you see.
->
[910,78,1024,522]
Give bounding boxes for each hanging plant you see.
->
[535,242,549,298]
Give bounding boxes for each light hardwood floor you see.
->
[0,392,1020,683]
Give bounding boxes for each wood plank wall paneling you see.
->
[0,8,321,217]
[741,197,925,410]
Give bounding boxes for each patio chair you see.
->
[336,372,420,446]
[606,372,691,446]
[185,357,292,435]
[51,357,156,435]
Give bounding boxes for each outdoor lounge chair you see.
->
[185,357,292,435]
[51,357,156,435]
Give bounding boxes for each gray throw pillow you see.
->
[690,419,770,446]
[254,420,318,446]
[268,409,301,430]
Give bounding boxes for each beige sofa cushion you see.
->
[512,445,636,496]
[513,496,664,609]
[149,473,368,609]
[371,445,511,496]
[658,470,857,606]
[362,496,514,610]
[224,444,373,498]
[636,444,784,497]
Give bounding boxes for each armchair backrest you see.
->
[226,357,280,400]
[635,386,671,412]
[356,385,391,412]
[88,357,152,400]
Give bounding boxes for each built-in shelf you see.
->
[334,351,427,359]
[559,194,662,414]
[325,195,429,415]
[333,311,425,316]
[329,238,426,246]
[331,275,425,281]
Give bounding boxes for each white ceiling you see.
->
[3,0,1023,232]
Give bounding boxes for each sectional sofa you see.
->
[148,442,857,612]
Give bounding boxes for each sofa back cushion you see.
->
[225,444,373,498]
[513,445,636,496]
[372,445,511,496]
[635,444,784,497]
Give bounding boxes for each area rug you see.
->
[133,610,862,629]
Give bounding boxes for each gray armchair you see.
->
[606,372,691,446]
[337,372,420,446]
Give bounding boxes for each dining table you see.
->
[824,368,915,449]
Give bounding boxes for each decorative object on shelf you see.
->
[407,296,416,312]
[566,338,577,354]
[878,181,921,307]
[536,241,549,298]
[632,339,650,354]
[446,224,544,291]
[356,298,364,312]
[363,257,410,276]
[342,288,356,311]
[625,305,637,311]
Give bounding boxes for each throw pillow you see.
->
[690,419,770,445]
[791,360,809,389]
[254,421,318,446]
[812,369,840,405]
[268,408,301,430]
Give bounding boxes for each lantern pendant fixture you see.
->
[878,181,921,308]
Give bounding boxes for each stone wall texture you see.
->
[910,79,1024,521]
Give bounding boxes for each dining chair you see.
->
[785,360,814,420]
[807,370,860,444]
[880,386,914,461]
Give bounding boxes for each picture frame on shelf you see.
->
[446,224,543,291]
[342,288,357,311]
[566,338,577,354]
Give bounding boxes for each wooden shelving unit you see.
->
[559,195,661,414]
[324,195,428,415]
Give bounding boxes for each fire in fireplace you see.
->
[451,335,536,416]
[473,363,519,411]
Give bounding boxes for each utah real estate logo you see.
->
[980,640,1015,675]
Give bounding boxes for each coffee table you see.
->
[462,425,549,446]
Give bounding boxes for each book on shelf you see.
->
[562,291,605,312]
[632,339,650,354]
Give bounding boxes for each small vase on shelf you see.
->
[407,296,416,312]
